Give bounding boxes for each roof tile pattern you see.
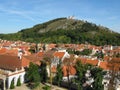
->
[0,54,30,71]
[53,52,65,59]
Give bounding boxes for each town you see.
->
[0,39,120,90]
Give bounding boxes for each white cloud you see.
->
[0,6,38,23]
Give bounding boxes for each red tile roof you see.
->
[85,59,98,66]
[104,56,110,61]
[106,57,120,71]
[62,65,67,76]
[62,65,76,77]
[51,65,56,73]
[0,48,7,54]
[6,49,18,55]
[37,52,44,57]
[76,57,87,64]
[25,54,41,65]
[99,61,109,70]
[48,44,56,49]
[62,55,75,65]
[53,52,65,59]
[2,42,11,47]
[21,57,30,67]
[0,54,22,71]
[76,58,98,66]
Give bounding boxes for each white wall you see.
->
[62,52,70,61]
[7,71,25,88]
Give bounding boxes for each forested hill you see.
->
[0,17,120,45]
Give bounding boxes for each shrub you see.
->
[10,79,15,89]
[17,77,21,86]
[42,85,50,90]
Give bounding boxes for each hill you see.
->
[0,17,120,45]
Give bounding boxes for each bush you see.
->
[17,77,21,86]
[10,79,15,89]
[42,85,50,90]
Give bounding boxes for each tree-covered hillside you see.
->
[0,17,120,45]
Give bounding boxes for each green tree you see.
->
[80,49,92,55]
[94,51,104,59]
[53,61,63,86]
[43,50,54,89]
[75,61,85,90]
[67,48,75,54]
[40,61,48,83]
[91,67,104,90]
[93,73,103,90]
[17,77,21,86]
[42,85,50,90]
[26,62,40,88]
[84,63,93,71]
[10,79,15,89]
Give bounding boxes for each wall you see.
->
[7,70,25,88]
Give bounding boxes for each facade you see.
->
[0,54,30,90]
[0,68,25,89]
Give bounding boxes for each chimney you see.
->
[18,52,22,60]
[15,68,18,72]
[18,48,23,60]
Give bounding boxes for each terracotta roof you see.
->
[62,55,75,65]
[6,49,18,55]
[19,46,30,51]
[76,58,98,66]
[51,65,56,73]
[85,59,98,66]
[109,49,120,53]
[69,65,76,75]
[2,42,11,47]
[53,52,65,59]
[106,57,120,71]
[99,61,109,70]
[62,65,67,76]
[112,57,120,61]
[21,57,30,67]
[0,48,7,54]
[0,54,22,71]
[62,65,76,77]
[48,44,56,49]
[76,57,87,64]
[25,54,41,65]
[37,52,44,57]
[104,56,110,61]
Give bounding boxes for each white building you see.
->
[0,54,30,90]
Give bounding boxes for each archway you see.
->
[17,76,22,86]
[0,79,3,90]
[10,78,15,89]
[5,78,8,89]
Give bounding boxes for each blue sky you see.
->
[0,0,120,33]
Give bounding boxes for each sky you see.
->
[0,0,120,34]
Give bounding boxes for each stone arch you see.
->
[24,73,28,83]
[13,77,16,86]
[0,78,8,90]
[10,77,15,89]
[5,78,8,89]
[16,76,21,86]
[0,79,3,90]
